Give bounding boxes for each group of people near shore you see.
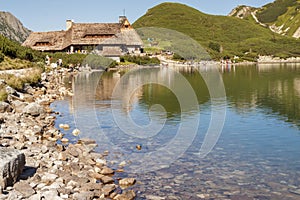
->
[45,55,63,67]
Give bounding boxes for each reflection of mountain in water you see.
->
[69,64,300,128]
[223,64,300,127]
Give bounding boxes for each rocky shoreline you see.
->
[0,68,136,200]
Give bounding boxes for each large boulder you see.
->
[0,102,12,113]
[0,148,26,190]
[23,102,44,116]
[5,86,17,95]
[10,100,28,113]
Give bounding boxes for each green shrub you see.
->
[120,57,125,62]
[0,52,4,63]
[208,42,221,52]
[3,46,17,58]
[172,53,185,61]
[121,55,160,65]
[82,54,116,69]
[24,51,34,61]
[49,52,86,67]
[0,35,44,62]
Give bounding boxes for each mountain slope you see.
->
[229,5,256,20]
[230,0,300,38]
[0,11,31,43]
[133,3,300,60]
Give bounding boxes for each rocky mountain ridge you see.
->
[0,11,31,43]
[229,0,300,38]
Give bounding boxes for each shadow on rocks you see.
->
[19,166,37,180]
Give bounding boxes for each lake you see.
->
[52,63,300,199]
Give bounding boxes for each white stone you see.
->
[72,129,80,136]
[41,173,58,182]
[0,148,25,189]
[23,102,44,116]
[96,159,106,165]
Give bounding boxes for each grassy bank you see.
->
[0,67,43,101]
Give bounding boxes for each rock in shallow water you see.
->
[100,176,114,184]
[114,190,136,200]
[0,148,25,189]
[100,167,114,175]
[119,178,136,186]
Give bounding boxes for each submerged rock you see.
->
[100,167,114,175]
[72,129,80,136]
[59,124,70,130]
[114,190,136,200]
[119,178,136,187]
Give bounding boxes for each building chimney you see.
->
[66,20,73,30]
[119,16,127,24]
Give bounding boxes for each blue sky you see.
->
[1,0,273,31]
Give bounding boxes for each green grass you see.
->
[256,0,298,23]
[0,56,37,70]
[0,67,42,90]
[0,35,45,100]
[133,2,300,60]
[0,66,43,100]
[255,0,300,37]
[274,2,300,37]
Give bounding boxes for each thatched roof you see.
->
[69,23,121,45]
[22,18,143,52]
[23,31,66,51]
[101,29,143,46]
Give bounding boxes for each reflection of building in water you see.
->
[69,68,178,113]
[95,72,121,101]
[69,72,101,114]
[94,71,144,113]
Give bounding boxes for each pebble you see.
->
[114,190,136,200]
[96,158,107,165]
[73,191,94,200]
[100,167,114,175]
[101,176,115,184]
[119,178,136,186]
[145,195,165,200]
[58,152,67,161]
[72,129,80,136]
[61,138,69,143]
[197,194,206,198]
[119,161,126,167]
[290,189,300,195]
[102,184,116,196]
[59,124,70,130]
